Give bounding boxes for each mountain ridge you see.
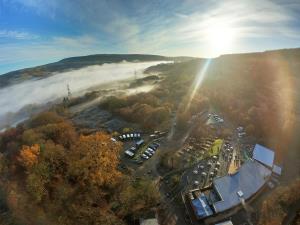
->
[1,48,299,88]
[0,54,195,88]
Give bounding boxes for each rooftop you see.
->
[191,193,214,218]
[212,160,272,213]
[252,144,275,168]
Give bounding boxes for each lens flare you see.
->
[185,59,211,111]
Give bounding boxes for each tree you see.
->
[259,179,300,225]
[68,132,122,188]
[17,144,40,170]
[118,178,160,217]
[29,111,64,128]
[36,121,77,148]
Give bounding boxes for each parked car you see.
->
[125,150,134,158]
[145,151,153,157]
[153,142,160,147]
[148,146,156,151]
[141,154,149,160]
[149,144,157,150]
[148,149,155,154]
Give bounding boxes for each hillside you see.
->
[145,47,300,177]
[0,54,195,88]
[0,48,299,225]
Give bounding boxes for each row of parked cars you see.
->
[141,142,160,160]
[118,133,141,141]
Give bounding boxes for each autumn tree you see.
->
[36,121,77,148]
[67,132,122,188]
[17,144,40,170]
[29,111,64,128]
[118,178,160,217]
[259,179,300,225]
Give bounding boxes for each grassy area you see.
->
[208,139,223,156]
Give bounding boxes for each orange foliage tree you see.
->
[68,132,122,188]
[17,144,40,170]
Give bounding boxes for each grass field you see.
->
[208,139,223,156]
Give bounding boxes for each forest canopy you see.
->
[0,111,159,225]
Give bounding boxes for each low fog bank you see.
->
[0,61,168,129]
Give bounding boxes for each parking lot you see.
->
[116,131,167,170]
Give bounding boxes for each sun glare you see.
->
[206,23,237,56]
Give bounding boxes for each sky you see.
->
[0,0,300,74]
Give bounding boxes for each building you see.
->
[212,160,272,213]
[188,144,279,221]
[252,144,275,168]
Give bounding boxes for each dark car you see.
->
[152,142,160,148]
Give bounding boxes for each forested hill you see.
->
[0,54,194,88]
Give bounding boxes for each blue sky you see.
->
[0,0,300,74]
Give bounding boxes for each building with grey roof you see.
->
[187,144,277,221]
[212,160,272,213]
[252,144,275,168]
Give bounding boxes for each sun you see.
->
[206,23,237,56]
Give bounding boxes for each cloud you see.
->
[52,35,97,47]
[0,61,168,127]
[0,34,107,74]
[0,29,39,40]
[1,0,300,66]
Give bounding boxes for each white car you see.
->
[148,149,155,154]
[145,151,153,157]
[125,150,134,158]
[193,170,198,174]
[148,146,155,151]
[142,154,149,160]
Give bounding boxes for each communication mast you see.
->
[67,84,72,99]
